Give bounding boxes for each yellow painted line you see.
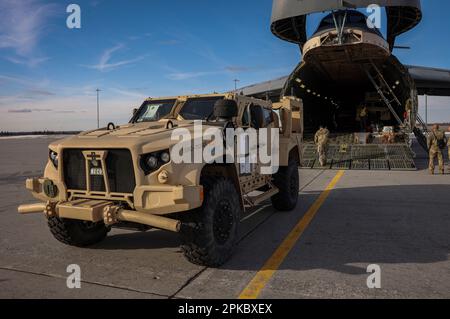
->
[238,170,345,299]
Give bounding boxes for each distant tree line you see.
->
[428,123,450,128]
[0,131,81,137]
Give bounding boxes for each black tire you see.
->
[47,216,109,247]
[271,159,299,211]
[181,176,241,267]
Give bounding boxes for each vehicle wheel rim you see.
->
[213,199,234,245]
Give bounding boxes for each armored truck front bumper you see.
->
[18,177,203,232]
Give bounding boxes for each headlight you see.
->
[49,150,58,168]
[145,155,159,170]
[160,151,171,163]
[140,149,171,175]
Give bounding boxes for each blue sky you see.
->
[1,0,449,131]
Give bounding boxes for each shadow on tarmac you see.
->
[92,229,181,250]
[222,183,450,272]
[90,183,449,274]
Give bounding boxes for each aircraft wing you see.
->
[238,66,450,98]
[238,76,287,99]
[406,65,450,96]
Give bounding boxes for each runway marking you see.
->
[238,170,345,299]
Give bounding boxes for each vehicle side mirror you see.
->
[133,108,138,116]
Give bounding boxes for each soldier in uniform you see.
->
[359,105,369,132]
[404,98,413,127]
[314,126,330,167]
[448,126,450,171]
[427,124,447,175]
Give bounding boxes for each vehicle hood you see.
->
[49,121,220,154]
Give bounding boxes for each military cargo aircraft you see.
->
[239,0,450,168]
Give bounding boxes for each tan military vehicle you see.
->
[18,93,303,266]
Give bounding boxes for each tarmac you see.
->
[0,136,449,299]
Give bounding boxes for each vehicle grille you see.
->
[63,149,136,194]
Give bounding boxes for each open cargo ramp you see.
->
[301,143,416,171]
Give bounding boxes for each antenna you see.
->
[96,88,101,129]
[233,79,240,91]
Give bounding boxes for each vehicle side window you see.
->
[262,107,273,127]
[250,105,264,129]
[242,105,250,127]
[179,97,223,120]
[244,104,273,129]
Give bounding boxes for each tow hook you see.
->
[44,202,57,218]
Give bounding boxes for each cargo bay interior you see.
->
[283,55,414,140]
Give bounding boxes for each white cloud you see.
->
[0,0,57,67]
[8,108,52,113]
[0,74,40,87]
[84,44,147,72]
[99,44,124,67]
[167,71,219,81]
[166,66,291,82]
[109,87,147,99]
[0,94,140,131]
[5,56,50,68]
[0,74,51,97]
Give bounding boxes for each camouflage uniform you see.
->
[315,127,330,167]
[404,98,412,127]
[448,134,450,170]
[427,128,447,174]
[359,106,368,132]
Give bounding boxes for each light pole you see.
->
[425,93,428,128]
[233,79,240,92]
[96,88,101,129]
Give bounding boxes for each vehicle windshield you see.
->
[132,99,176,123]
[179,96,224,120]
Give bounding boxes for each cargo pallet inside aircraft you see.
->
[301,143,416,171]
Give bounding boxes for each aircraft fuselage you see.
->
[282,10,418,137]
